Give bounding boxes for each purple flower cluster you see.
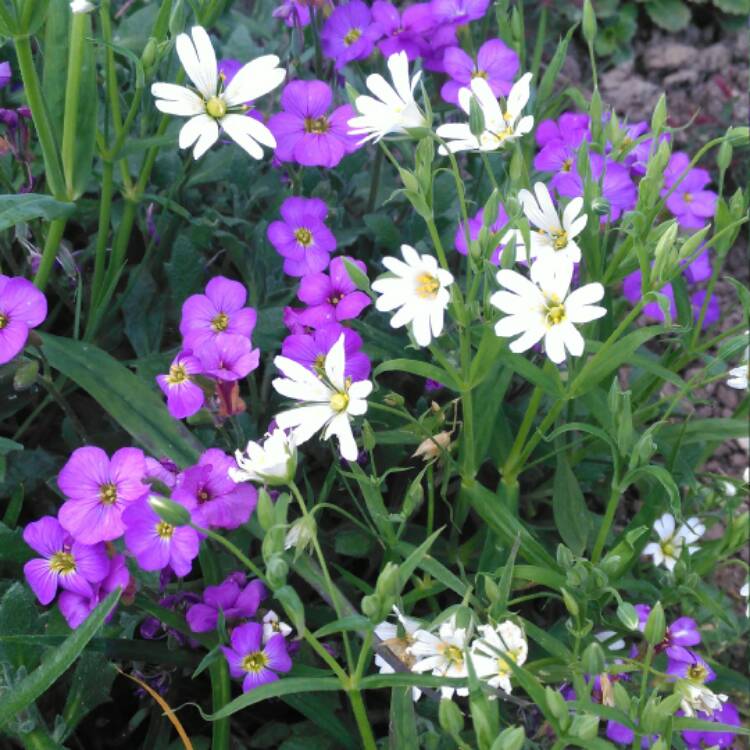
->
[0,275,47,365]
[0,62,34,192]
[157,276,260,420]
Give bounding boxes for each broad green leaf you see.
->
[41,0,69,149]
[499,351,564,396]
[374,358,462,392]
[644,0,691,31]
[388,687,419,750]
[656,418,749,446]
[520,619,572,661]
[0,195,75,232]
[553,456,593,555]
[39,333,203,467]
[621,465,681,517]
[396,527,443,590]
[536,24,577,119]
[60,652,116,741]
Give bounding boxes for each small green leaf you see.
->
[374,358,462,392]
[0,195,75,232]
[553,456,593,555]
[644,0,691,31]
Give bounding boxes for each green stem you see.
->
[347,689,377,750]
[367,144,383,213]
[502,385,543,479]
[34,218,66,291]
[90,160,114,311]
[591,468,621,563]
[61,12,87,197]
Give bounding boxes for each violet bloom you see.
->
[58,447,148,544]
[58,553,130,629]
[180,276,257,351]
[0,275,47,365]
[320,1,380,70]
[681,701,740,749]
[454,203,509,263]
[123,497,200,577]
[156,350,205,420]
[23,516,109,606]
[662,152,717,229]
[172,448,258,530]
[634,605,702,656]
[273,0,312,27]
[0,61,10,89]
[267,196,337,277]
[187,575,267,632]
[281,323,371,381]
[371,1,434,59]
[197,334,260,382]
[534,113,591,190]
[666,647,716,683]
[268,80,358,168]
[431,0,489,24]
[535,112,590,148]
[221,621,292,692]
[441,39,519,105]
[144,456,180,491]
[296,256,371,327]
[420,22,458,73]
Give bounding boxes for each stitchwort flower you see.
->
[642,513,705,571]
[469,620,528,695]
[222,621,292,692]
[230,428,298,487]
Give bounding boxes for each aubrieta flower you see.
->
[173,448,258,530]
[269,80,358,168]
[157,351,205,419]
[348,51,427,144]
[296,256,371,328]
[151,26,285,159]
[454,202,509,262]
[198,333,260,382]
[534,113,591,190]
[469,620,528,695]
[187,575,267,632]
[262,610,293,643]
[441,39,519,106]
[436,73,533,154]
[371,1,433,59]
[320,0,379,70]
[374,606,423,701]
[431,0,489,25]
[0,61,10,88]
[58,447,147,544]
[180,276,257,350]
[230,428,298,487]
[272,333,372,461]
[267,197,337,277]
[642,513,705,572]
[662,152,717,229]
[490,262,606,364]
[681,701,740,749]
[372,244,454,347]
[23,516,108,606]
[222,621,292,692]
[123,496,200,577]
[0,275,47,365]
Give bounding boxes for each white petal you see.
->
[176,27,218,99]
[178,115,219,160]
[544,326,567,364]
[559,320,584,357]
[275,405,331,445]
[223,55,285,106]
[151,83,205,116]
[507,72,532,118]
[220,114,264,159]
[470,77,502,123]
[324,413,358,461]
[508,324,545,353]
[325,334,347,391]
[411,310,432,347]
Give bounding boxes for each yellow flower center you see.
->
[49,551,76,575]
[0,312,8,329]
[472,69,488,79]
[687,663,708,683]
[561,158,573,172]
[415,273,440,300]
[496,647,523,676]
[241,651,269,673]
[211,312,229,332]
[197,489,210,505]
[304,116,329,134]
[661,539,676,558]
[99,482,118,505]
[343,27,361,46]
[155,521,174,539]
[167,363,189,385]
[330,392,349,412]
[329,293,344,305]
[551,229,569,250]
[543,294,566,327]
[206,96,227,119]
[439,644,464,667]
[294,227,313,246]
[683,192,693,203]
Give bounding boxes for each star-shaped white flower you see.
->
[348,51,427,144]
[371,244,454,347]
[469,621,528,695]
[435,73,534,154]
[642,512,705,572]
[489,261,606,364]
[374,607,424,701]
[262,610,293,643]
[272,334,371,462]
[229,428,297,487]
[151,26,285,160]
[726,335,748,390]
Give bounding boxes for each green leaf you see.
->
[0,588,121,730]
[0,195,75,232]
[644,0,691,31]
[341,256,374,299]
[389,687,419,750]
[396,527,443,590]
[374,358,462,392]
[41,0,69,149]
[621,465,680,517]
[499,352,564,396]
[313,615,371,639]
[536,24,577,119]
[553,456,593,555]
[343,462,396,546]
[656,418,749,446]
[60,652,116,740]
[38,333,203,467]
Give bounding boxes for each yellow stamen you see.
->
[241,651,269,673]
[206,96,227,119]
[561,158,573,173]
[439,644,464,667]
[167,363,189,386]
[211,312,229,332]
[415,273,440,299]
[687,663,708,683]
[99,482,118,505]
[683,192,693,203]
[49,551,76,575]
[551,229,568,250]
[544,301,566,327]
[0,312,8,330]
[294,227,313,246]
[330,392,349,412]
[198,490,210,505]
[343,27,361,46]
[155,521,174,539]
[304,116,329,134]
[472,69,488,80]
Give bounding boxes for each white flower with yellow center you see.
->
[642,513,705,572]
[435,73,534,154]
[374,607,424,701]
[469,621,528,695]
[348,51,427,144]
[151,26,285,160]
[676,677,728,718]
[489,261,606,364]
[229,428,297,487]
[271,334,371,462]
[408,614,469,699]
[371,244,454,347]
[262,610,293,643]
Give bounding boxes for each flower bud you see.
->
[141,37,158,70]
[256,489,275,532]
[556,544,574,569]
[717,139,733,174]
[438,698,464,736]
[617,601,640,631]
[651,94,668,134]
[652,221,679,283]
[374,562,400,612]
[148,495,191,527]
[544,686,570,727]
[644,601,666,646]
[266,555,289,589]
[13,360,39,391]
[384,392,404,407]
[361,593,382,622]
[581,642,605,676]
[570,714,599,740]
[582,0,597,46]
[284,515,316,554]
[591,197,611,216]
[469,96,485,138]
[491,726,525,750]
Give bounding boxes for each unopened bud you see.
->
[469,96,486,138]
[13,360,39,391]
[644,601,666,646]
[617,601,640,631]
[439,698,464,736]
[148,495,191,527]
[582,0,597,45]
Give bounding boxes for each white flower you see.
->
[505,182,588,269]
[371,244,454,347]
[151,26,285,160]
[435,73,534,154]
[489,261,606,364]
[348,51,426,144]
[740,581,749,617]
[262,610,293,643]
[595,630,626,653]
[726,336,748,389]
[229,428,297,487]
[469,621,528,695]
[272,334,372,462]
[283,515,316,552]
[374,607,423,701]
[408,614,469,699]
[677,680,728,718]
[642,513,705,572]
[70,0,95,12]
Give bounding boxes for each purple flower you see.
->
[681,701,740,749]
[172,448,258,530]
[682,247,712,284]
[0,275,47,365]
[320,1,379,70]
[123,497,200,577]
[534,113,591,190]
[180,276,257,351]
[267,197,337,277]
[536,112,590,147]
[0,61,10,89]
[22,516,109,606]
[197,334,260,382]
[441,39,519,105]
[58,553,130,629]
[634,606,702,655]
[144,457,180,491]
[371,1,434,58]
[454,203,509,262]
[58,447,148,544]
[221,622,292,692]
[662,152,717,229]
[157,350,205,420]
[273,0,312,27]
[296,256,371,327]
[283,305,310,334]
[281,323,371,381]
[421,22,458,72]
[430,0,490,25]
[268,80,358,168]
[187,575,267,633]
[141,591,201,647]
[666,647,715,682]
